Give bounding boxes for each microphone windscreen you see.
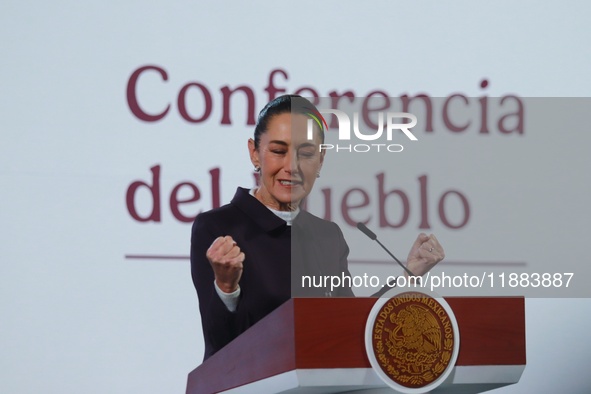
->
[356,222,377,240]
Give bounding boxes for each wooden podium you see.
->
[186,297,525,394]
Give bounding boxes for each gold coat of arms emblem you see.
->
[366,291,460,393]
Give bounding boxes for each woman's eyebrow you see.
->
[268,140,289,146]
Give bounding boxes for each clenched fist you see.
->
[206,236,245,293]
[406,233,445,277]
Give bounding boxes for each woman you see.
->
[191,95,444,360]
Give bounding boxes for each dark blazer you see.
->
[190,187,354,360]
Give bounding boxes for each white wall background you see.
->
[1,1,590,393]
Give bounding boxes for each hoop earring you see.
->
[254,166,260,173]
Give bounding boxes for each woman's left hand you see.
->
[405,233,445,277]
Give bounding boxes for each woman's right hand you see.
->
[206,236,245,293]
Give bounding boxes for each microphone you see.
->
[356,221,377,240]
[356,222,415,278]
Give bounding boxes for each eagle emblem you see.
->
[370,292,456,389]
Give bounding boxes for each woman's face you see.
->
[249,112,324,211]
